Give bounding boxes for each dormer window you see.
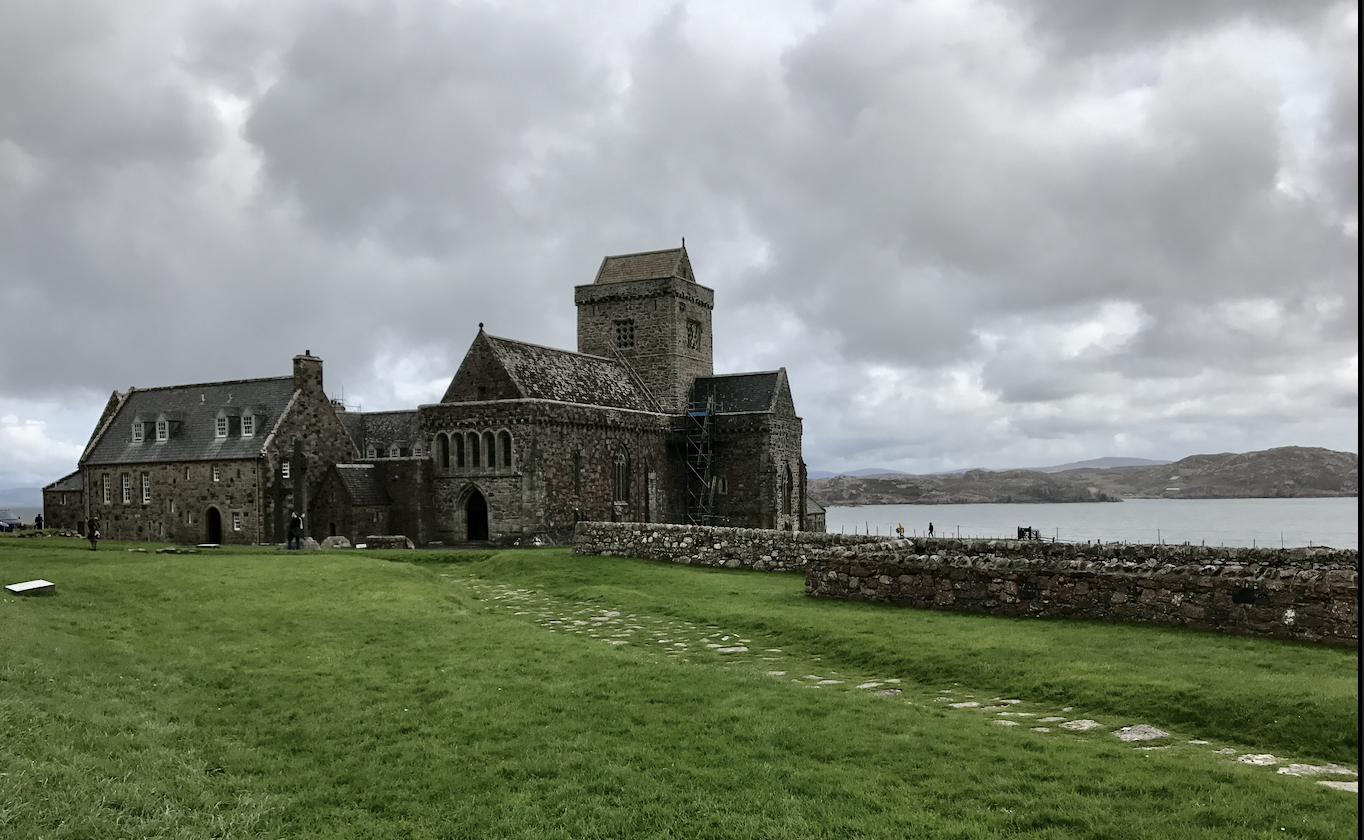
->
[156,420,168,441]
[242,415,255,437]
[132,423,144,443]
[367,445,377,459]
[389,444,401,458]
[216,416,228,438]
[413,442,423,457]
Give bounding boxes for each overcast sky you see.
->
[1,0,1357,488]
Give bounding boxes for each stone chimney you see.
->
[293,351,323,396]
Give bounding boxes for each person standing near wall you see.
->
[86,516,100,551]
[287,511,304,550]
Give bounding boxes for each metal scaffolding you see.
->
[684,394,716,525]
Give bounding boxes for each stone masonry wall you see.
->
[573,522,1359,644]
[573,521,891,571]
[808,538,1359,645]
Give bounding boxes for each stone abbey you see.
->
[47,245,824,545]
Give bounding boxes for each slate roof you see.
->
[336,411,365,453]
[44,470,83,492]
[689,372,781,413]
[485,335,653,411]
[356,410,419,454]
[335,464,391,506]
[593,246,694,284]
[806,496,825,515]
[83,377,296,466]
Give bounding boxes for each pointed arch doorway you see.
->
[466,489,488,541]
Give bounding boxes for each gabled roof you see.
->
[689,372,782,413]
[83,377,296,466]
[44,470,82,492]
[354,410,419,453]
[805,496,825,515]
[593,246,695,284]
[334,464,391,506]
[443,331,654,411]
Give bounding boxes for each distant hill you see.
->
[0,487,42,507]
[807,447,1357,506]
[1028,457,1172,473]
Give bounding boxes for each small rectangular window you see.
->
[103,475,111,505]
[232,513,241,531]
[121,474,131,504]
[142,474,151,504]
[242,416,254,436]
[156,420,168,441]
[212,465,220,482]
[716,475,728,495]
[413,442,423,457]
[282,461,290,479]
[132,423,144,442]
[215,416,228,437]
[614,319,635,349]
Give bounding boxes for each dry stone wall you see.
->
[573,521,889,571]
[573,522,1359,644]
[808,538,1358,645]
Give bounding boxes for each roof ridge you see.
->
[696,370,782,378]
[356,409,417,416]
[485,334,625,366]
[603,246,684,261]
[123,375,292,393]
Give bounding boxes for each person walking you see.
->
[896,523,904,538]
[927,522,934,538]
[86,517,100,551]
[33,513,43,530]
[287,511,304,550]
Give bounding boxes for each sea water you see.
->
[825,497,1358,550]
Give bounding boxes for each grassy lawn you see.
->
[1,535,1356,839]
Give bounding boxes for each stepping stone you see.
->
[994,720,1018,726]
[1031,727,1051,733]
[1215,748,1238,754]
[873,689,902,696]
[981,705,1008,711]
[1277,764,1356,777]
[5,579,55,596]
[1238,754,1278,766]
[1318,781,1358,792]
[856,682,883,689]
[817,679,842,685]
[950,701,980,708]
[716,646,747,653]
[1060,720,1103,731]
[1188,740,1209,745]
[767,671,786,676]
[1039,717,1066,723]
[1114,725,1169,742]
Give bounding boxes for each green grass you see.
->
[1,535,1356,839]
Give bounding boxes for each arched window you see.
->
[612,448,630,503]
[783,462,793,517]
[438,434,450,469]
[483,432,496,468]
[455,434,466,468]
[469,432,480,468]
[499,431,512,468]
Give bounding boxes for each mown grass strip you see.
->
[0,536,1356,839]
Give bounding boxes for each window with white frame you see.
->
[215,416,228,437]
[142,474,151,504]
[242,415,255,436]
[282,461,290,479]
[121,473,131,504]
[232,512,241,531]
[212,465,220,482]
[367,445,376,459]
[413,441,423,457]
[103,475,111,505]
[132,422,144,442]
[156,420,168,441]
[389,444,400,458]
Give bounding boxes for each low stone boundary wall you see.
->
[806,538,1359,645]
[572,521,888,571]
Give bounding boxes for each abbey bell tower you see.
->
[573,245,714,413]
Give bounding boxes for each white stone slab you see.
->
[6,579,55,596]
